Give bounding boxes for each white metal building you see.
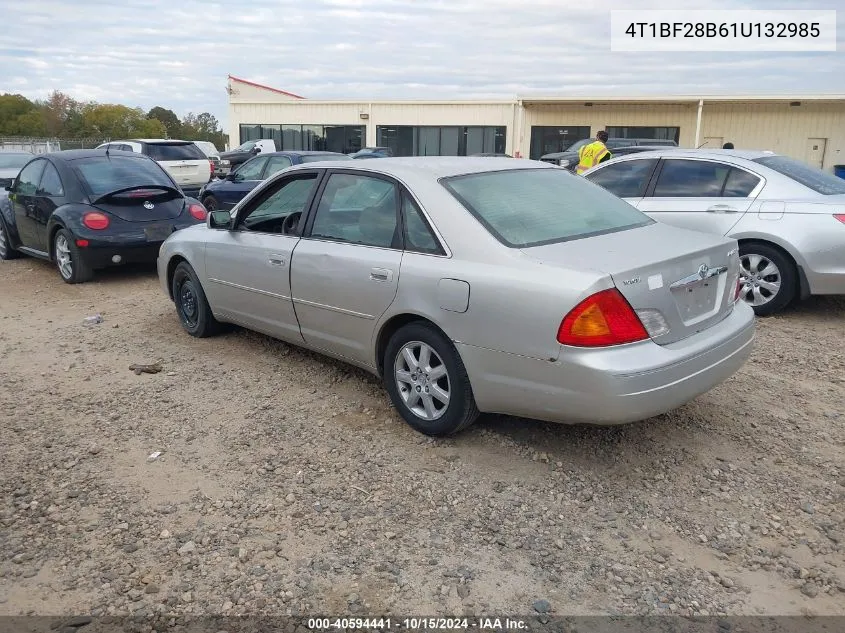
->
[226,75,845,171]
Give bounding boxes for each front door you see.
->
[204,170,322,342]
[219,155,268,209]
[805,138,827,169]
[10,159,46,250]
[291,171,402,367]
[31,161,65,251]
[636,158,762,237]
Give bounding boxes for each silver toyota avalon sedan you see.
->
[584,149,845,315]
[157,157,755,436]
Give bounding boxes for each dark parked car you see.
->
[541,138,679,170]
[0,149,207,283]
[200,151,351,211]
[349,147,393,159]
[219,139,276,170]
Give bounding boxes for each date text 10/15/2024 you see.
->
[307,618,528,631]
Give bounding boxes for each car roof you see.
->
[42,149,148,161]
[288,156,554,179]
[266,150,347,157]
[603,148,776,161]
[121,139,194,144]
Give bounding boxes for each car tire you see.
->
[53,228,93,284]
[202,195,219,212]
[171,261,221,337]
[0,214,21,260]
[384,321,479,436]
[738,242,796,316]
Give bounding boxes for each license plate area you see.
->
[671,278,720,322]
[144,224,172,241]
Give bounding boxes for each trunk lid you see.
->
[521,222,741,345]
[92,188,185,222]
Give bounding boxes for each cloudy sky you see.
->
[1,0,842,126]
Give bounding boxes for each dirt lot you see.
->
[0,257,843,620]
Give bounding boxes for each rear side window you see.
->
[264,155,292,176]
[145,143,205,161]
[37,163,64,196]
[402,193,443,255]
[652,160,730,197]
[723,168,761,197]
[752,155,845,195]
[442,168,652,248]
[586,159,657,198]
[74,156,174,197]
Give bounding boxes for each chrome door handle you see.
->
[370,268,393,282]
[706,205,738,213]
[268,254,286,266]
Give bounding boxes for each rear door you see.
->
[290,171,403,367]
[204,170,321,341]
[10,158,46,249]
[145,142,209,188]
[635,158,761,236]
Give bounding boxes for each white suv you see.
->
[95,139,212,196]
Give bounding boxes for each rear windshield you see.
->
[0,153,32,169]
[145,142,206,161]
[442,168,653,248]
[752,155,845,195]
[74,156,174,197]
[300,154,352,163]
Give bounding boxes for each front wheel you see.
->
[383,322,479,436]
[738,242,796,316]
[202,195,219,212]
[0,215,20,260]
[54,229,93,284]
[171,261,221,337]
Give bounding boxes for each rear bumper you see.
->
[458,301,755,425]
[80,242,162,268]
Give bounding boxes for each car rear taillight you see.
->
[209,160,214,176]
[82,211,110,230]
[188,203,207,221]
[834,214,845,224]
[557,288,648,347]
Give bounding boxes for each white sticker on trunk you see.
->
[648,274,664,290]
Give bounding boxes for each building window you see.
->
[239,125,365,154]
[529,126,591,160]
[375,126,506,157]
[606,126,680,143]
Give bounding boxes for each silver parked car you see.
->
[157,158,755,436]
[584,149,845,315]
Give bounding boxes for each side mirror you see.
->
[5,178,15,192]
[208,210,232,230]
[225,172,237,181]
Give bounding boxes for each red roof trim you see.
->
[228,75,306,99]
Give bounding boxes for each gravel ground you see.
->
[0,258,843,620]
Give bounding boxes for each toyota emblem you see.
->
[143,201,154,210]
[698,263,709,279]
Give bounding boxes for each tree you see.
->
[41,91,80,137]
[0,94,42,136]
[80,104,165,138]
[147,106,181,138]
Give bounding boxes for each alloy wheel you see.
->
[55,234,73,280]
[394,341,451,421]
[740,253,781,307]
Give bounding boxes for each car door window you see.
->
[402,193,444,255]
[723,167,761,197]
[586,159,657,198]
[36,163,64,197]
[263,156,292,178]
[14,160,45,196]
[652,159,730,197]
[236,157,268,181]
[310,173,399,248]
[237,173,319,233]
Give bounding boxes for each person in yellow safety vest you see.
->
[575,130,612,175]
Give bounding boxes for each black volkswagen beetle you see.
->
[0,149,207,283]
